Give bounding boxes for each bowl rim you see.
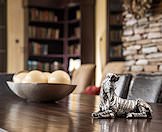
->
[7,81,77,87]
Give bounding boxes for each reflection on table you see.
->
[0,94,162,132]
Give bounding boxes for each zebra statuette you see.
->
[92,73,152,119]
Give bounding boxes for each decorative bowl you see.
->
[7,81,76,102]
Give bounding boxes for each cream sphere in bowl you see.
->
[43,72,51,83]
[13,71,28,83]
[22,70,47,83]
[48,70,71,84]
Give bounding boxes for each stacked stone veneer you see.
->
[122,11,162,73]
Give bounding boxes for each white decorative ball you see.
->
[22,70,46,83]
[13,71,28,83]
[48,70,71,84]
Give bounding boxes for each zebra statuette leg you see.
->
[92,110,115,118]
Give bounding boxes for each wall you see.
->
[123,9,162,73]
[95,0,107,86]
[7,0,25,73]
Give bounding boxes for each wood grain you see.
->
[0,94,162,132]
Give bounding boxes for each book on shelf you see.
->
[110,1,122,12]
[74,44,81,55]
[74,27,80,38]
[76,10,81,20]
[68,45,73,54]
[29,26,60,39]
[110,30,122,41]
[30,42,48,55]
[51,61,64,71]
[50,28,60,39]
[28,60,50,71]
[110,15,122,25]
[68,43,81,55]
[28,60,63,72]
[110,45,122,58]
[29,8,58,22]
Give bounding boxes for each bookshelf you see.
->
[24,0,95,72]
[107,0,124,62]
[25,1,81,72]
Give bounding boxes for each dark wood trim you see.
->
[106,0,110,63]
[80,3,95,64]
[23,0,95,8]
[24,0,66,8]
[0,0,7,72]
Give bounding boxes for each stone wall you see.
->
[122,11,162,73]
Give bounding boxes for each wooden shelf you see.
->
[110,57,125,61]
[68,37,80,42]
[68,19,80,24]
[110,41,122,46]
[29,19,80,26]
[29,21,64,27]
[68,54,80,58]
[110,10,123,14]
[29,55,64,62]
[29,37,81,43]
[29,54,64,58]
[29,38,64,43]
[110,24,122,29]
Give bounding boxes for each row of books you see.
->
[110,45,122,57]
[28,60,50,71]
[29,26,60,39]
[110,15,122,25]
[29,42,48,55]
[28,60,63,71]
[70,27,81,38]
[74,27,81,38]
[29,8,58,22]
[68,44,81,55]
[52,61,64,71]
[110,30,122,41]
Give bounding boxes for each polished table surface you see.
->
[0,94,162,132]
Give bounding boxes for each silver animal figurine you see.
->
[92,73,152,119]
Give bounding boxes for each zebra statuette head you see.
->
[107,73,119,83]
[101,73,119,93]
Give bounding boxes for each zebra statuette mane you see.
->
[92,73,152,119]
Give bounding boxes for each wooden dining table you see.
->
[0,94,162,132]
